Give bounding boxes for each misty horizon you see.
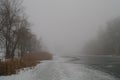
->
[24,0,120,55]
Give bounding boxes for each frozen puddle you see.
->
[0,60,118,80]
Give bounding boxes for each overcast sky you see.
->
[23,0,120,56]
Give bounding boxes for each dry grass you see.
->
[0,52,52,76]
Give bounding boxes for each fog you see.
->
[24,0,120,56]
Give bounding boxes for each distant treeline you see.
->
[82,17,120,55]
[0,0,43,59]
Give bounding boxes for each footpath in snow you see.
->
[0,56,118,80]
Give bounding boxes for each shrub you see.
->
[0,52,52,76]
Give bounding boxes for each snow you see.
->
[0,56,118,80]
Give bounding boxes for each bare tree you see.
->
[0,0,43,59]
[0,0,24,58]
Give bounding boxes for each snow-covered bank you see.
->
[0,57,118,80]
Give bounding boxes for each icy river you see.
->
[0,56,119,80]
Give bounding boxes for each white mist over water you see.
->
[24,0,120,55]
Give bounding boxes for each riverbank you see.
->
[0,56,118,80]
[0,52,52,76]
